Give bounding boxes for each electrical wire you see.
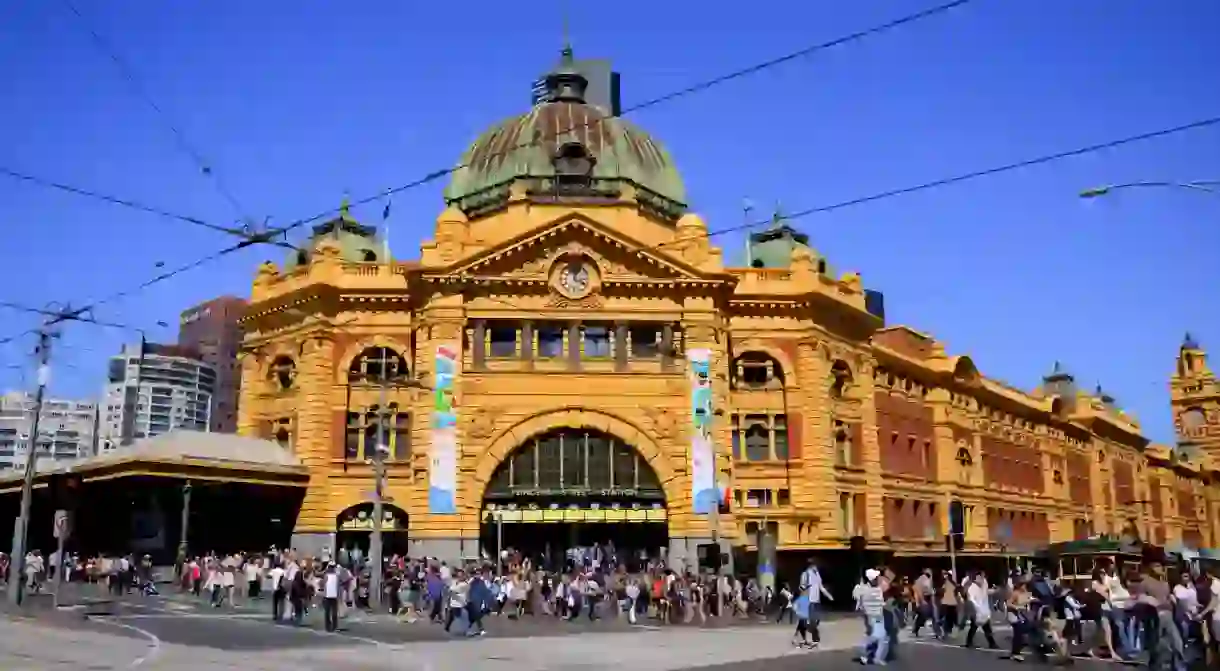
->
[682,113,1220,245]
[0,167,214,229]
[260,0,981,241]
[59,0,252,221]
[0,0,976,346]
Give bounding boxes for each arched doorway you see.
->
[481,427,667,571]
[335,502,409,565]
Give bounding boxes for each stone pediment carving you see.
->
[442,215,719,286]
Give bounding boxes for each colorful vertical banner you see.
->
[687,349,717,514]
[429,344,459,514]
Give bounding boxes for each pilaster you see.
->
[412,305,475,542]
[857,356,885,540]
[795,341,835,535]
[678,302,731,542]
[294,336,336,533]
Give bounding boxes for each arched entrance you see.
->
[481,427,667,571]
[335,502,409,564]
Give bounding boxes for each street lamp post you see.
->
[1080,180,1220,199]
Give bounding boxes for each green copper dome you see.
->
[746,212,830,273]
[284,201,386,270]
[444,47,686,217]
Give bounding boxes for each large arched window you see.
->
[485,428,663,501]
[349,346,409,383]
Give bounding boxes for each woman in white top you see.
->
[964,572,998,649]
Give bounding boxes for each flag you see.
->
[382,199,392,221]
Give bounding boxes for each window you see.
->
[629,325,661,358]
[488,325,518,358]
[777,489,790,506]
[840,492,855,535]
[345,412,361,459]
[743,415,770,461]
[536,324,565,359]
[393,412,411,460]
[830,360,852,398]
[350,347,408,382]
[773,415,789,459]
[360,249,378,262]
[955,446,973,466]
[733,352,783,389]
[582,325,611,358]
[731,416,742,459]
[834,421,852,466]
[269,356,295,391]
[746,489,770,508]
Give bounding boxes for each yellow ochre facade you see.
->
[236,49,1219,564]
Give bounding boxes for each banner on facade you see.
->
[687,349,717,514]
[429,344,459,514]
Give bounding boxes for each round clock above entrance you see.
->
[550,253,600,300]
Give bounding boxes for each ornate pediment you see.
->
[443,215,718,286]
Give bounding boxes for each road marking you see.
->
[93,620,162,668]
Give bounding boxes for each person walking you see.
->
[322,563,341,632]
[799,559,834,647]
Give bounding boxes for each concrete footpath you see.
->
[0,614,871,670]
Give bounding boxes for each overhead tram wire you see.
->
[249,0,981,243]
[59,0,253,222]
[674,113,1220,245]
[4,107,1216,349]
[0,0,979,344]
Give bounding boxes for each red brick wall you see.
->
[874,391,935,479]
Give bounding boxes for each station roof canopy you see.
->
[0,431,309,493]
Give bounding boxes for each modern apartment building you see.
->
[0,391,98,470]
[100,343,217,449]
[178,296,246,433]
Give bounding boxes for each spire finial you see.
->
[561,0,572,55]
[340,192,351,219]
[771,201,786,227]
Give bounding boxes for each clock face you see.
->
[560,261,591,296]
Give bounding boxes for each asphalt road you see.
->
[684,641,1118,671]
[69,592,793,651]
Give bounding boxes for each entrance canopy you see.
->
[0,430,309,494]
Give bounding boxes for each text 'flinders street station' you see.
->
[236,49,1220,570]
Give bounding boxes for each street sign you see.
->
[52,509,70,540]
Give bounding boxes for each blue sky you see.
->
[1,0,1217,443]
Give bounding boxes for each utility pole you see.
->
[178,480,192,565]
[368,347,390,612]
[8,327,53,606]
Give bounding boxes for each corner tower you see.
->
[1171,332,1219,455]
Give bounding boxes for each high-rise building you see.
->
[0,391,98,470]
[178,296,246,433]
[100,343,216,449]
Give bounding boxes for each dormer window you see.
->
[296,250,309,266]
[361,249,378,263]
[553,142,595,193]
